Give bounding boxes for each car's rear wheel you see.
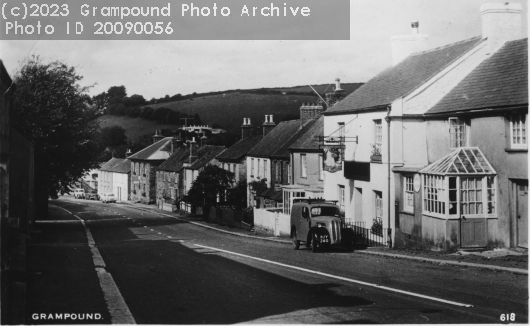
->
[292,230,300,250]
[311,232,319,253]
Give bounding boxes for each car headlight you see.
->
[317,223,325,228]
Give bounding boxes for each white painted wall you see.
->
[246,156,272,205]
[404,41,489,114]
[112,173,129,201]
[253,208,290,236]
[98,170,113,196]
[324,111,392,230]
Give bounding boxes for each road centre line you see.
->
[193,244,474,308]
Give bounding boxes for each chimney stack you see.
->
[390,21,429,66]
[326,77,345,108]
[481,2,522,54]
[125,149,132,158]
[189,137,198,163]
[262,115,276,137]
[300,103,324,123]
[241,118,254,139]
[171,134,180,154]
[334,78,343,92]
[152,129,164,144]
[200,133,208,147]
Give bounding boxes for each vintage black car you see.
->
[290,199,355,252]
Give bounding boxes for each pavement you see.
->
[27,204,112,324]
[121,201,528,275]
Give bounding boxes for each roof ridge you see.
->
[411,35,482,57]
[129,137,171,159]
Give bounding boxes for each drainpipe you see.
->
[385,107,393,249]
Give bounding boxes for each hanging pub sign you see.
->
[323,145,344,173]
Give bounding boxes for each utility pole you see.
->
[180,118,194,141]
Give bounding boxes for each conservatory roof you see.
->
[419,147,496,175]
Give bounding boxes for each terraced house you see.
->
[128,131,173,204]
[323,2,527,251]
[217,118,263,184]
[156,136,225,212]
[98,157,131,202]
[246,116,316,208]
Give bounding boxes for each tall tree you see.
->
[11,56,100,216]
[184,165,234,208]
[107,85,127,104]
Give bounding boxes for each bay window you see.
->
[420,148,496,218]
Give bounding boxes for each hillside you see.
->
[143,92,317,134]
[97,115,179,141]
[98,83,363,139]
[271,82,364,95]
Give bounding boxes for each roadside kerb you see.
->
[357,250,528,275]
[50,204,136,324]
[128,206,291,244]
[126,205,528,275]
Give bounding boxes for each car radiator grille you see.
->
[330,220,340,244]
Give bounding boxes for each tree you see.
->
[184,165,234,208]
[11,56,100,216]
[99,126,127,148]
[91,91,109,114]
[123,94,146,107]
[227,180,248,209]
[107,85,127,104]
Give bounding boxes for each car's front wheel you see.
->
[311,232,319,253]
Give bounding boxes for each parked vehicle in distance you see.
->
[290,198,355,252]
[101,193,116,203]
[73,188,85,199]
[85,189,99,200]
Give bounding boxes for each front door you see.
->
[461,218,487,248]
[516,180,528,248]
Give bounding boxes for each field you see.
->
[97,115,179,141]
[143,92,317,134]
[97,83,363,139]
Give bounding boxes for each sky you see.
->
[1,0,528,99]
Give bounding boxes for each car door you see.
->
[298,206,311,241]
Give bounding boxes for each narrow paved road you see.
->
[52,197,528,324]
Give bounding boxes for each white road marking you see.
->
[52,205,136,324]
[193,244,473,308]
[35,220,82,224]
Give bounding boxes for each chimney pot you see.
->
[390,21,429,66]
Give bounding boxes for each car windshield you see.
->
[310,206,340,217]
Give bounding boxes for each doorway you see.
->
[515,180,528,248]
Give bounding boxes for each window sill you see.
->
[370,160,382,164]
[399,210,414,216]
[505,148,527,153]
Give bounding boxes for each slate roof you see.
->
[128,137,173,161]
[271,119,317,159]
[216,135,263,162]
[288,116,324,152]
[157,145,226,172]
[188,145,226,170]
[427,38,528,115]
[157,147,189,172]
[247,119,316,159]
[100,157,131,174]
[326,37,484,114]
